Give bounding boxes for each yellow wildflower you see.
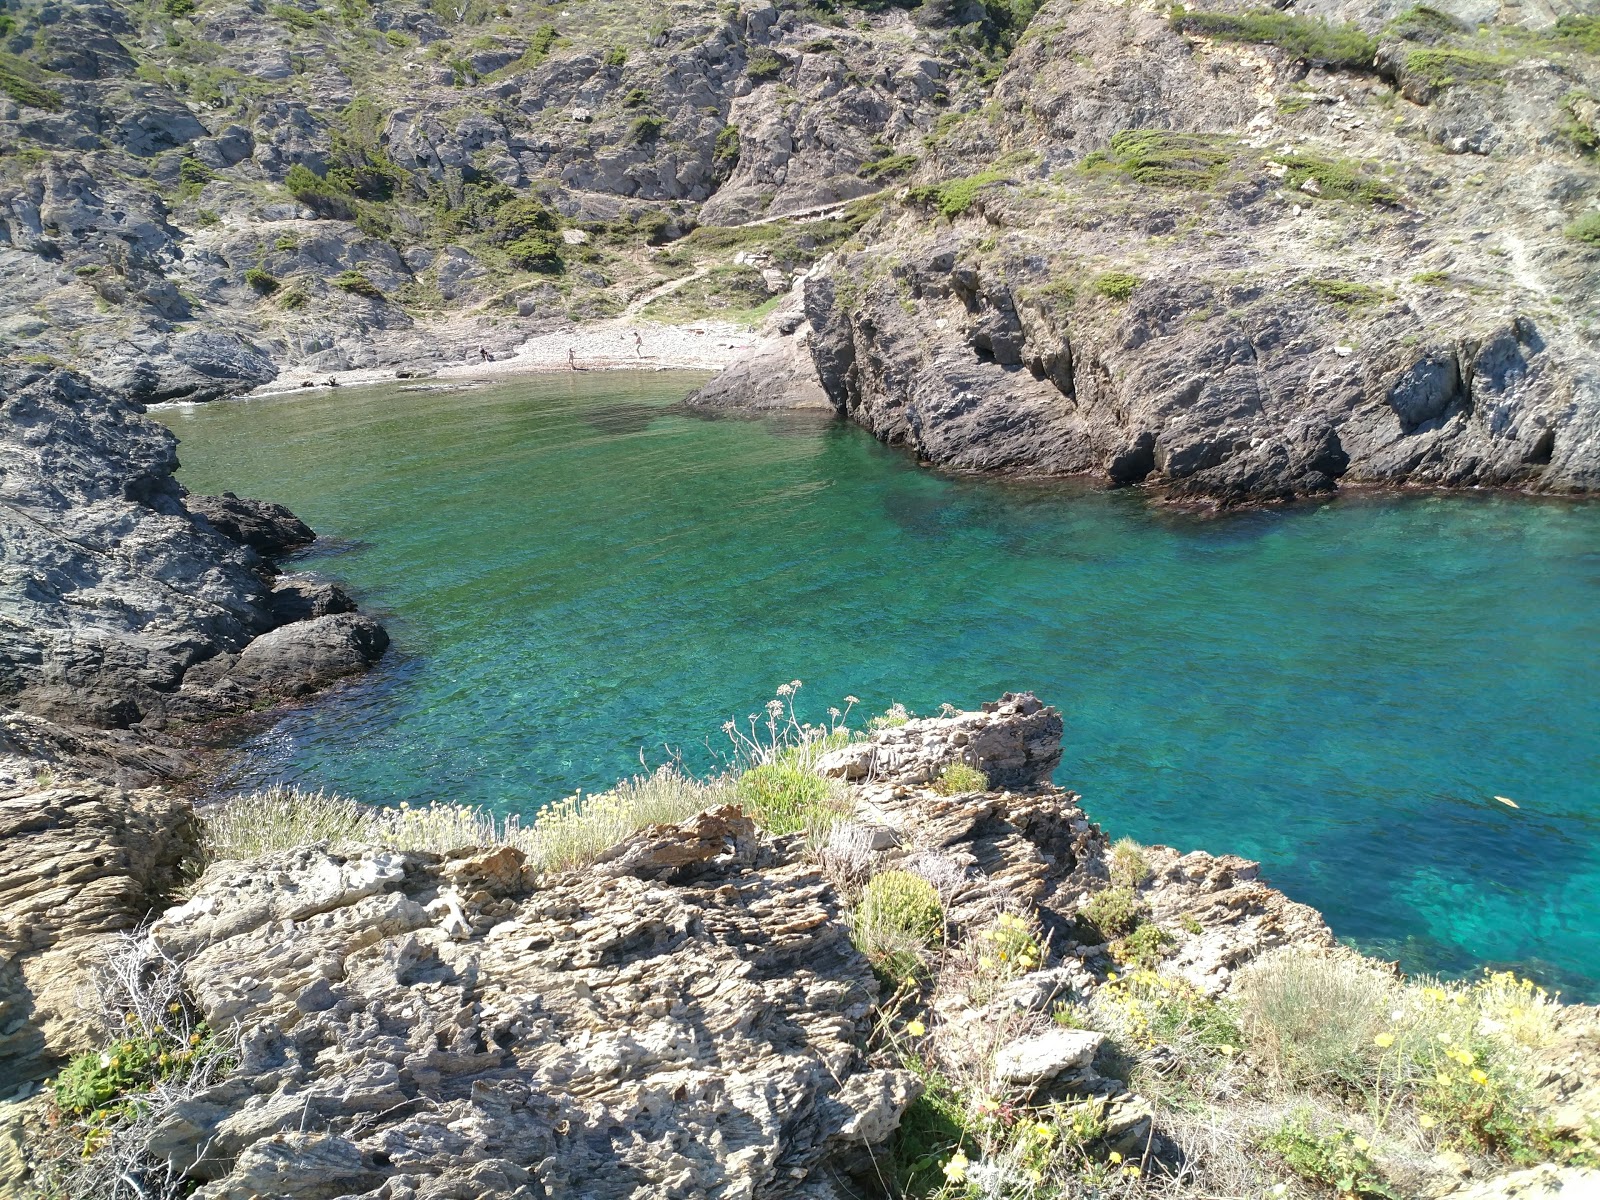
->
[1108,1151,1122,1165]
[1419,1114,1438,1130]
[1352,1136,1370,1152]
[1125,1166,1141,1179]
[1470,1068,1489,1086]
[906,1019,926,1037]
[1437,1073,1454,1087]
[943,1152,969,1182]
[1373,1032,1395,1048]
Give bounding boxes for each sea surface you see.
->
[158,372,1600,998]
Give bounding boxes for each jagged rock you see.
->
[818,691,1063,789]
[269,577,358,623]
[224,612,389,696]
[145,825,909,1199]
[994,1028,1105,1085]
[0,783,197,1083]
[186,491,315,557]
[0,365,386,731]
[589,803,759,881]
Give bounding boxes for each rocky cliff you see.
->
[0,361,389,1086]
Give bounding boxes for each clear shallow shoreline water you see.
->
[158,373,1600,998]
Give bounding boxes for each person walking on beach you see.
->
[567,346,577,370]
[633,330,642,359]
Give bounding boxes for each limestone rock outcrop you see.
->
[143,831,913,1199]
[0,783,197,1085]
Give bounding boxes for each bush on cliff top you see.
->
[1169,6,1377,69]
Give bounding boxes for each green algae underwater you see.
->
[158,371,1600,999]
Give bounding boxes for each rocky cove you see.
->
[2,0,1600,1187]
[0,364,1598,1199]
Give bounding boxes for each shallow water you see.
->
[158,372,1600,997]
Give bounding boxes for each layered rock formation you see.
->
[0,362,387,748]
[0,362,389,1094]
[686,0,1600,504]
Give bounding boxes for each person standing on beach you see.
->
[633,331,642,359]
[567,346,577,370]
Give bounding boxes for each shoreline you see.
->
[240,318,752,399]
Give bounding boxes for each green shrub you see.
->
[507,230,563,272]
[1234,948,1395,1088]
[932,761,988,796]
[905,170,1005,218]
[1111,922,1173,969]
[714,123,741,162]
[1079,884,1144,940]
[1384,5,1464,44]
[1108,837,1152,886]
[1085,129,1234,189]
[1265,1109,1396,1199]
[860,152,919,181]
[1565,212,1600,246]
[859,871,944,944]
[1553,14,1600,54]
[1169,6,1377,68]
[163,0,198,15]
[270,3,321,29]
[175,155,212,201]
[285,162,354,218]
[622,87,651,108]
[1411,269,1450,286]
[0,52,64,112]
[1307,278,1388,307]
[628,114,666,144]
[333,269,384,298]
[496,197,558,237]
[1271,151,1400,205]
[854,870,945,981]
[634,209,673,244]
[746,46,785,81]
[278,285,310,309]
[734,740,846,834]
[1403,46,1509,91]
[1092,271,1139,301]
[244,267,280,294]
[601,44,627,67]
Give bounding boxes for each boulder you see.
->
[227,613,390,696]
[993,1027,1104,1085]
[186,492,315,557]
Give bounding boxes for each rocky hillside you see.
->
[694,0,1600,503]
[3,0,1599,500]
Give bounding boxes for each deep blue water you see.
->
[158,372,1600,998]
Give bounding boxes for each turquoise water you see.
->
[158,373,1600,998]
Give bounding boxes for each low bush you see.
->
[244,267,279,294]
[854,869,945,982]
[1265,1109,1395,1199]
[269,2,320,29]
[1271,151,1400,205]
[333,269,384,298]
[746,46,785,81]
[507,231,563,272]
[1110,922,1173,969]
[524,766,735,872]
[1566,211,1600,246]
[859,152,919,181]
[200,785,370,862]
[1234,948,1395,1088]
[714,124,740,163]
[735,737,848,834]
[931,761,988,795]
[1108,837,1152,886]
[628,114,666,144]
[1403,46,1509,91]
[1092,271,1139,301]
[1307,277,1388,307]
[285,162,354,219]
[1079,883,1144,940]
[1169,6,1377,69]
[1084,129,1234,190]
[0,52,64,112]
[601,44,627,67]
[905,170,1006,218]
[278,285,310,309]
[622,87,651,109]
